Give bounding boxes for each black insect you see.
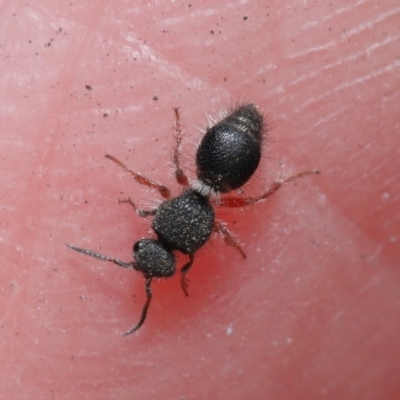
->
[67,104,319,335]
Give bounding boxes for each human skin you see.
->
[1,1,399,399]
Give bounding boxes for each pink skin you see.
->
[1,1,399,399]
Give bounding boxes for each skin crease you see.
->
[1,0,399,399]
